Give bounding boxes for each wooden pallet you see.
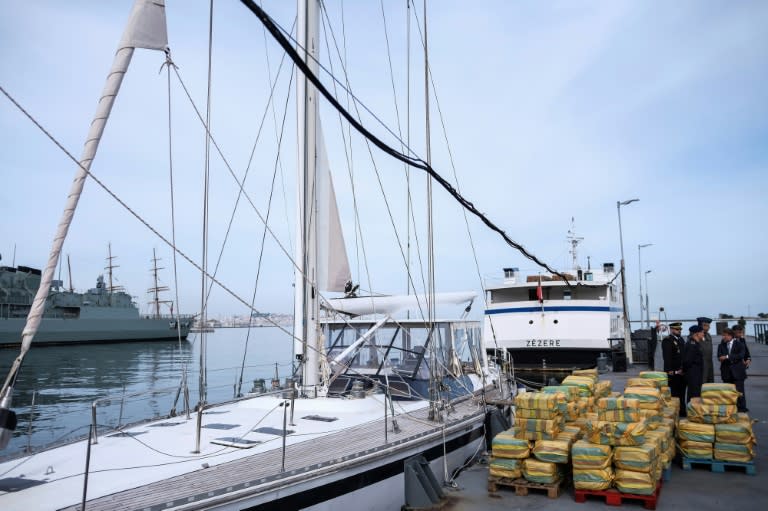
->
[488,476,565,498]
[574,480,661,510]
[680,456,756,475]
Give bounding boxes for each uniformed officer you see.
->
[683,325,705,401]
[662,322,686,416]
[696,317,714,383]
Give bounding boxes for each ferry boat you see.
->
[483,229,625,368]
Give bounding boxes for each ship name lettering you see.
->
[525,339,561,347]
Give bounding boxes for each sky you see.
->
[1,1,766,325]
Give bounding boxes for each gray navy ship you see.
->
[0,264,192,348]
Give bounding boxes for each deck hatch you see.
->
[210,437,262,449]
[148,421,185,427]
[252,426,294,436]
[302,415,339,422]
[202,423,240,430]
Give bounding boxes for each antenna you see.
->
[566,217,584,270]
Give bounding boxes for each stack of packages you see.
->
[513,391,570,484]
[489,428,529,479]
[678,383,755,463]
[632,371,677,472]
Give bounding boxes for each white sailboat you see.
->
[0,1,502,510]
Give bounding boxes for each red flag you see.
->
[536,275,543,303]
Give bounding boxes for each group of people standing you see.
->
[653,317,750,416]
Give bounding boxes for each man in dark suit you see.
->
[662,322,686,415]
[683,325,705,402]
[717,328,734,383]
[731,324,750,412]
[697,317,715,383]
[648,320,665,371]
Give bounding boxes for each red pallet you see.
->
[574,480,661,510]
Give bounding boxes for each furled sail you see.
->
[315,120,351,292]
[327,291,476,317]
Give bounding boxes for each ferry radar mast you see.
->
[567,217,584,270]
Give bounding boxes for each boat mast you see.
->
[294,0,321,393]
[567,217,583,271]
[148,248,170,317]
[0,0,169,448]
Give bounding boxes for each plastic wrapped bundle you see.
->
[584,412,600,422]
[661,406,677,420]
[563,401,582,421]
[514,417,562,441]
[679,439,713,459]
[572,368,599,379]
[532,439,571,464]
[598,408,641,422]
[571,440,613,469]
[715,422,755,445]
[492,430,531,459]
[561,375,596,397]
[541,385,580,401]
[615,469,657,495]
[701,383,739,405]
[597,396,640,410]
[623,387,662,410]
[645,430,669,453]
[626,377,658,389]
[489,456,523,478]
[556,430,579,445]
[736,412,751,424]
[573,467,613,490]
[639,371,668,387]
[584,420,647,446]
[687,398,736,424]
[638,409,663,429]
[594,380,612,397]
[614,444,658,472]
[660,386,672,400]
[563,424,584,437]
[523,458,561,484]
[577,396,596,412]
[515,392,566,411]
[678,420,715,443]
[714,442,754,463]
[516,407,564,420]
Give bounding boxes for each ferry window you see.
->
[563,290,572,300]
[528,289,537,301]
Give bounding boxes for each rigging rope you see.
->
[240,0,572,283]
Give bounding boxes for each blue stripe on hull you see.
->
[485,306,622,314]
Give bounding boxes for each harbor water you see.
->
[0,327,293,457]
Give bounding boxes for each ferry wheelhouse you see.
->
[484,263,624,368]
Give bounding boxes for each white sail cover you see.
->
[315,120,351,292]
[327,291,476,317]
[119,0,168,51]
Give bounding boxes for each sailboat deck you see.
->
[59,396,487,511]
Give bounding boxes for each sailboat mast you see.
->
[294,0,321,392]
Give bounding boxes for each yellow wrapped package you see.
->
[571,439,612,469]
[491,430,531,459]
[573,467,613,490]
[541,385,580,401]
[561,375,595,397]
[623,386,662,410]
[614,444,657,472]
[594,380,612,397]
[584,420,647,446]
[532,439,571,464]
[687,398,736,424]
[701,383,739,405]
[715,422,755,445]
[678,420,715,443]
[514,417,562,441]
[584,412,599,422]
[679,439,713,459]
[515,392,565,411]
[735,412,751,424]
[660,386,672,400]
[516,407,563,420]
[556,430,579,445]
[639,371,668,387]
[615,469,657,495]
[597,396,640,410]
[522,458,561,484]
[489,456,523,479]
[638,409,663,428]
[661,406,677,420]
[572,368,599,381]
[626,377,659,389]
[714,442,754,463]
[645,430,669,452]
[598,408,641,422]
[578,396,596,412]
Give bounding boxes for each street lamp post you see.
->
[638,243,652,331]
[645,270,652,328]
[617,198,639,364]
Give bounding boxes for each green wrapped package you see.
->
[615,469,657,495]
[594,380,612,397]
[623,387,662,410]
[638,371,669,387]
[597,396,640,410]
[678,420,715,443]
[715,422,755,445]
[714,442,754,463]
[515,392,565,411]
[584,420,647,446]
[532,439,571,464]
[516,407,563,420]
[489,456,523,478]
[514,417,562,441]
[573,467,613,490]
[645,430,669,452]
[571,439,612,469]
[626,377,659,389]
[491,430,530,459]
[614,444,657,472]
[541,385,580,401]
[561,375,595,397]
